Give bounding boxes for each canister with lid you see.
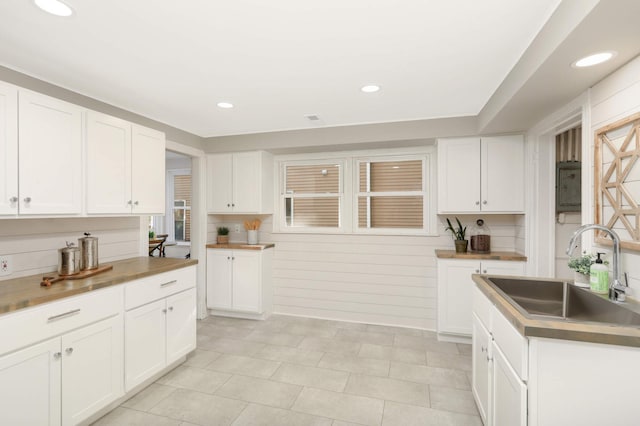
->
[58,242,80,276]
[78,232,99,271]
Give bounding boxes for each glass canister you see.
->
[470,219,491,253]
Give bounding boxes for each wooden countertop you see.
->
[0,257,198,316]
[473,274,640,348]
[206,243,275,250]
[435,250,526,261]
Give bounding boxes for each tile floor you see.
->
[93,315,481,426]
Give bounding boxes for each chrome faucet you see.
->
[566,224,626,302]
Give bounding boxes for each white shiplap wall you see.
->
[208,214,523,330]
[0,217,141,280]
[589,55,640,295]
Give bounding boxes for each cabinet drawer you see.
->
[0,286,122,356]
[472,284,493,330]
[491,304,528,381]
[125,266,196,310]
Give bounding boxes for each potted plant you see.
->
[445,217,468,253]
[216,226,230,244]
[568,252,608,286]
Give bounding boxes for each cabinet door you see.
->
[481,136,524,212]
[437,138,481,213]
[18,90,83,215]
[131,124,165,214]
[124,299,166,391]
[492,342,527,426]
[166,288,197,365]
[86,111,132,214]
[472,314,491,425]
[61,315,123,426]
[0,81,18,215]
[0,338,61,426]
[206,249,233,309]
[482,260,525,276]
[207,154,233,213]
[437,259,478,335]
[232,250,262,313]
[232,151,260,213]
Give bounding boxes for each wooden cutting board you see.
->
[41,264,113,287]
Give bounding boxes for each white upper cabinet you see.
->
[18,90,83,215]
[438,135,524,213]
[86,111,165,215]
[0,81,18,215]
[207,151,273,214]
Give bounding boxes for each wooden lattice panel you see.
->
[594,111,640,251]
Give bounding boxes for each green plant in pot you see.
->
[568,251,608,286]
[217,226,230,244]
[445,217,468,253]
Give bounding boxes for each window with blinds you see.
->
[356,158,425,229]
[283,163,342,228]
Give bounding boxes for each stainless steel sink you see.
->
[486,277,640,326]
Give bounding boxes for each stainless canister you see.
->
[58,242,80,276]
[78,232,99,270]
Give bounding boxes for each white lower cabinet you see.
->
[206,248,273,318]
[437,259,524,337]
[124,267,197,391]
[0,306,123,426]
[491,341,527,426]
[472,314,491,424]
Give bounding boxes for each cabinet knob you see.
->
[53,352,62,359]
[227,203,231,207]
[23,197,31,203]
[127,200,133,205]
[227,256,230,260]
[163,308,167,314]
[481,346,486,353]
[168,306,174,312]
[9,196,18,203]
[483,270,487,274]
[134,201,139,206]
[232,203,235,207]
[65,347,73,355]
[475,201,480,205]
[487,355,492,362]
[475,269,480,273]
[232,256,235,260]
[483,200,487,205]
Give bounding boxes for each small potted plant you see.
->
[216,226,230,244]
[568,252,608,287]
[445,217,468,253]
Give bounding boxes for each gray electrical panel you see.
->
[556,161,581,212]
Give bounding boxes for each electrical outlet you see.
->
[0,255,12,276]
[234,224,241,233]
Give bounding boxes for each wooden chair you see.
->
[149,234,168,257]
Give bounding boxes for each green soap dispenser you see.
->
[589,252,609,294]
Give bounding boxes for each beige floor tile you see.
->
[382,401,483,426]
[255,344,325,366]
[198,323,255,339]
[394,334,459,354]
[271,362,350,392]
[231,403,332,426]
[298,336,362,356]
[345,374,430,407]
[205,315,260,329]
[216,375,303,409]
[389,362,470,390]
[156,365,231,394]
[244,329,306,347]
[121,383,177,411]
[183,349,221,368]
[456,343,472,356]
[318,353,390,377]
[149,388,247,426]
[335,328,395,346]
[427,351,472,372]
[365,324,423,337]
[358,343,426,365]
[292,387,384,426]
[199,337,266,356]
[206,353,281,378]
[429,385,480,416]
[92,407,181,426]
[285,323,339,338]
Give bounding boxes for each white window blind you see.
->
[283,163,342,228]
[357,159,425,229]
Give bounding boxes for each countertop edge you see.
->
[206,243,275,250]
[435,249,527,261]
[472,274,640,348]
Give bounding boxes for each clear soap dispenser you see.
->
[589,252,609,294]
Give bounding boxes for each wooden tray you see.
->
[41,264,113,287]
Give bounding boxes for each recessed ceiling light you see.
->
[217,102,234,109]
[572,51,616,68]
[361,85,380,93]
[34,0,73,17]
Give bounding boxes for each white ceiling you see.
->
[0,0,562,137]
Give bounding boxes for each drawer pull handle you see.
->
[160,280,177,288]
[65,347,74,355]
[47,309,81,322]
[53,352,61,359]
[168,306,174,312]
